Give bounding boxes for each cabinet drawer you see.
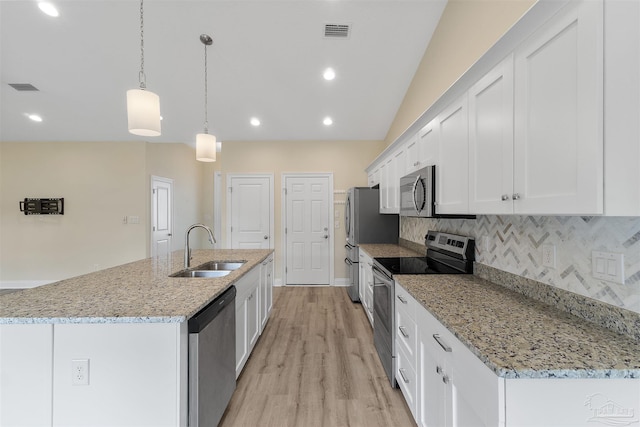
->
[396,305,417,363]
[395,283,416,321]
[396,344,418,419]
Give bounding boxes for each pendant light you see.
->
[196,34,216,162]
[127,0,161,137]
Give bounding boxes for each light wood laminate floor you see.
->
[219,286,416,427]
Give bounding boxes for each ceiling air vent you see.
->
[9,83,39,91]
[324,23,350,39]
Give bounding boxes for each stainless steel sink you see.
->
[194,261,246,271]
[170,270,231,278]
[169,260,246,278]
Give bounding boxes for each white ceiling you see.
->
[0,0,446,144]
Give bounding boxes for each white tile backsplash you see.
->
[401,216,640,313]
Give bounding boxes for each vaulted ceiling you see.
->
[1,0,446,144]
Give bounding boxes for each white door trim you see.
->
[213,171,222,248]
[226,173,275,249]
[150,175,174,258]
[281,172,334,286]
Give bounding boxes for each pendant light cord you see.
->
[139,0,146,89]
[203,42,209,133]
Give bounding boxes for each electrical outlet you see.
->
[542,244,556,268]
[71,359,90,386]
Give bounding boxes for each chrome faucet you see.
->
[184,224,217,268]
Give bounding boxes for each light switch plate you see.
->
[592,251,625,284]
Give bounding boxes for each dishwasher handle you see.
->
[188,285,236,333]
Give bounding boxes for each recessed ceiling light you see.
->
[250,117,261,127]
[323,117,333,126]
[27,114,43,122]
[38,2,59,17]
[323,68,336,81]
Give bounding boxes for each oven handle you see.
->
[412,174,421,215]
[372,265,393,286]
[345,258,353,266]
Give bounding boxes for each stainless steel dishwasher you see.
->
[188,285,236,427]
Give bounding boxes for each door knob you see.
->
[167,233,172,236]
[512,193,521,200]
[501,194,510,201]
[324,235,329,239]
[263,235,268,240]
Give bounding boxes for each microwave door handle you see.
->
[412,175,421,215]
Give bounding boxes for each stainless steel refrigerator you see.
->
[344,187,398,302]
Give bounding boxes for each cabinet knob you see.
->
[264,235,268,240]
[512,193,521,200]
[501,194,510,201]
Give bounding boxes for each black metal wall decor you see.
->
[19,198,64,215]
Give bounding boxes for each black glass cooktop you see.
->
[374,255,471,275]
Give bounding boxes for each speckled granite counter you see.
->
[0,249,272,324]
[396,274,640,379]
[359,243,421,258]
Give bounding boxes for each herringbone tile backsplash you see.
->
[401,216,640,314]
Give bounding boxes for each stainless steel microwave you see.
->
[399,165,435,217]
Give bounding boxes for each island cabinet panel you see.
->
[51,322,186,427]
[505,378,640,427]
[0,324,54,427]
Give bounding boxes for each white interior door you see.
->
[151,176,173,258]
[284,174,332,285]
[228,175,273,249]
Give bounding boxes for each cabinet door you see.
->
[368,167,380,188]
[235,297,248,378]
[468,54,515,214]
[260,255,273,331]
[406,134,421,173]
[418,332,449,427]
[418,120,438,169]
[389,147,406,213]
[514,0,603,214]
[437,94,469,214]
[379,160,390,212]
[247,286,260,351]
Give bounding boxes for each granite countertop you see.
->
[0,249,272,324]
[359,243,422,258]
[396,274,640,380]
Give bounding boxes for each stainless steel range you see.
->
[372,230,475,386]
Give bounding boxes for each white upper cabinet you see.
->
[379,145,406,214]
[436,94,469,215]
[418,120,439,170]
[513,0,603,215]
[468,54,515,214]
[405,134,420,173]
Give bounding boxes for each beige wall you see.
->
[0,141,204,284]
[385,0,535,145]
[208,140,386,283]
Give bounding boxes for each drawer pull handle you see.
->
[442,375,449,384]
[397,295,408,304]
[399,368,409,384]
[398,326,409,338]
[433,334,452,352]
[436,366,443,375]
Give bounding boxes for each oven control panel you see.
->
[425,231,475,260]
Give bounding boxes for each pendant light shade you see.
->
[127,89,161,136]
[127,0,161,137]
[196,34,216,162]
[196,133,216,162]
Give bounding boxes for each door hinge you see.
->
[284,188,287,195]
[285,227,287,234]
[153,188,156,194]
[285,267,288,273]
[229,187,233,193]
[230,226,233,232]
[153,226,156,231]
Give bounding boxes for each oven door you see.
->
[372,264,396,387]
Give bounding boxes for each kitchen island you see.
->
[0,249,272,427]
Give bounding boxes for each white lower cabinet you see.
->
[260,253,274,332]
[360,249,375,327]
[235,265,261,378]
[396,282,640,427]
